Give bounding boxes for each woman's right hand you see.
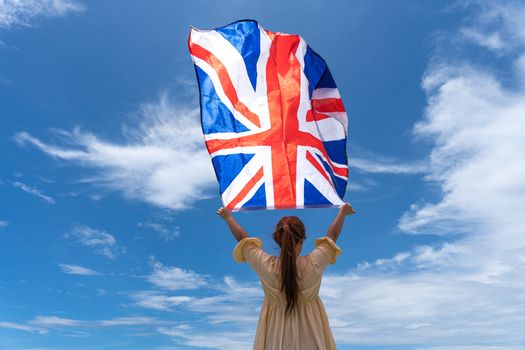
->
[340,202,356,216]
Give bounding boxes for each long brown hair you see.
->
[272,216,306,315]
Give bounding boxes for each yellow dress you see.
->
[233,236,342,350]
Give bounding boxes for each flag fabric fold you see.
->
[188,20,349,211]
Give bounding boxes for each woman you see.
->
[217,203,356,350]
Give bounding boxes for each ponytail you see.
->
[272,216,306,315]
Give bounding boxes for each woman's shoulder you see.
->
[306,236,343,268]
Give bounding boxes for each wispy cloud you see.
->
[0,321,47,334]
[347,178,378,193]
[12,181,55,204]
[157,325,253,350]
[58,263,101,276]
[146,256,207,290]
[137,221,179,241]
[459,26,505,51]
[13,93,216,210]
[129,291,193,311]
[120,260,263,345]
[3,312,250,349]
[186,276,263,325]
[129,275,262,347]
[0,220,8,229]
[96,316,162,327]
[456,0,525,54]
[349,156,428,174]
[26,315,164,329]
[131,273,262,323]
[64,225,124,259]
[0,39,19,51]
[1,315,168,340]
[0,0,85,28]
[30,316,84,328]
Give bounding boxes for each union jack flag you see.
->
[189,20,348,211]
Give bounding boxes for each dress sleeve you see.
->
[233,237,268,274]
[308,236,343,271]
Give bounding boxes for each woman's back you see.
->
[233,236,342,350]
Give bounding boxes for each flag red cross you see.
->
[190,32,347,210]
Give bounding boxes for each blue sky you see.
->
[1,0,525,349]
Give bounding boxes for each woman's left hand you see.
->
[216,207,233,220]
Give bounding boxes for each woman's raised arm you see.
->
[326,203,356,243]
[216,207,250,242]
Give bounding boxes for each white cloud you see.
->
[400,60,525,235]
[346,178,377,192]
[30,316,84,327]
[12,181,55,204]
[130,291,193,311]
[97,316,162,327]
[459,27,505,51]
[355,242,466,273]
[349,156,428,174]
[129,275,263,331]
[356,252,411,271]
[58,263,101,276]
[2,274,260,344]
[319,270,525,346]
[13,93,216,210]
[25,315,164,329]
[456,0,525,53]
[187,276,263,324]
[0,220,8,229]
[137,221,179,241]
[410,243,465,269]
[157,325,253,350]
[397,0,525,278]
[0,0,85,28]
[64,225,124,259]
[0,321,47,334]
[146,256,207,291]
[130,275,262,347]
